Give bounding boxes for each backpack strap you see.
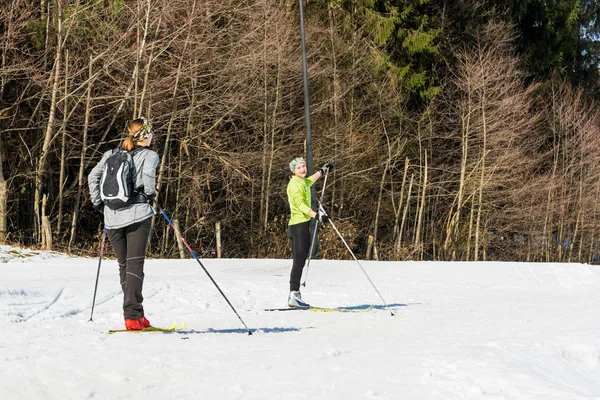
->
[129,147,144,156]
[128,147,150,204]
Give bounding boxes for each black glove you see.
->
[93,203,103,215]
[145,193,157,207]
[319,160,335,175]
[318,210,330,223]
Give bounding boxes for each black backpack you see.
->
[100,148,142,210]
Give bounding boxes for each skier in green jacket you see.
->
[286,156,334,308]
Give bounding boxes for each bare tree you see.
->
[434,21,537,260]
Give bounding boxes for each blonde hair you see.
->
[121,118,145,151]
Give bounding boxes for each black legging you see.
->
[107,218,152,320]
[288,220,311,291]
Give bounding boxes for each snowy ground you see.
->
[0,245,599,399]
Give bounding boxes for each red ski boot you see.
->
[124,319,144,331]
[140,316,152,328]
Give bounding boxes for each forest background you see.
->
[2,0,600,263]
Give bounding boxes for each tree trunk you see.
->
[57,49,68,236]
[393,158,409,244]
[263,36,282,231]
[466,195,475,261]
[414,149,428,256]
[138,7,162,118]
[0,134,6,243]
[156,0,195,195]
[372,102,392,261]
[328,1,340,213]
[0,2,6,243]
[41,194,52,250]
[444,83,473,257]
[174,220,185,259]
[259,0,269,230]
[216,221,222,258]
[366,235,374,260]
[474,98,488,261]
[396,174,414,255]
[68,55,93,252]
[34,0,63,243]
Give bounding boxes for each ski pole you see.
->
[301,167,331,287]
[320,204,395,316]
[89,226,107,322]
[156,204,253,335]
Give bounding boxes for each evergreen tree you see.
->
[574,0,600,91]
[341,0,442,104]
[491,1,600,92]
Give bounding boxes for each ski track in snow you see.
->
[3,287,65,323]
[0,252,599,399]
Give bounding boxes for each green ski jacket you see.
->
[287,175,314,226]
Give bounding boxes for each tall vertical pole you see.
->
[299,0,319,255]
[299,0,314,194]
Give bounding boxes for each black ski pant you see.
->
[288,220,311,292]
[107,218,152,320]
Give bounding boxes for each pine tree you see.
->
[342,0,442,104]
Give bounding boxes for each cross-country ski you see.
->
[107,322,185,334]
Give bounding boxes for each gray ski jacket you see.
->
[88,147,160,230]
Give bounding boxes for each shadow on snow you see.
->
[173,326,311,335]
[338,302,414,311]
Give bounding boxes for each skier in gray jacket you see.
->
[88,117,160,331]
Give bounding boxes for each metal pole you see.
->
[320,205,395,316]
[299,0,314,180]
[157,205,253,335]
[88,226,107,322]
[298,0,319,255]
[301,168,331,287]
